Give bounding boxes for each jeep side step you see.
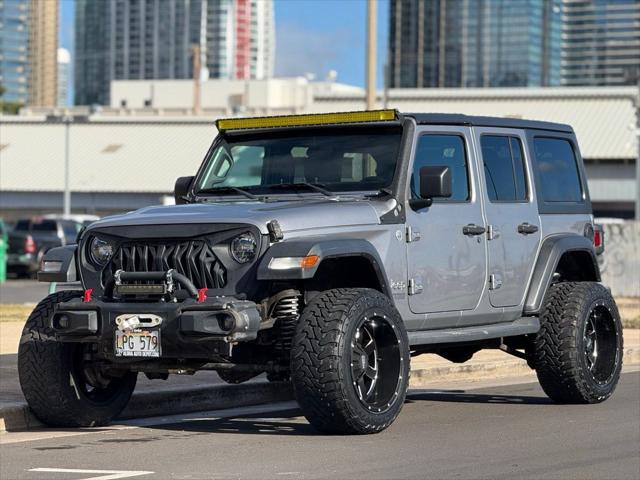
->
[407,317,540,346]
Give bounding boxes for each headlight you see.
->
[89,237,114,266]
[230,232,257,264]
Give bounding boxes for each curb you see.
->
[0,381,294,433]
[2,347,638,433]
[410,346,640,387]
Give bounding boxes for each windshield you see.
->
[194,126,402,195]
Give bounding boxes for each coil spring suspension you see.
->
[270,291,301,356]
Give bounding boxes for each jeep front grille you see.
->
[106,240,226,289]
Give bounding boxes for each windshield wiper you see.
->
[267,182,336,198]
[195,186,259,200]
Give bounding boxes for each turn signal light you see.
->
[268,255,321,270]
[300,255,320,269]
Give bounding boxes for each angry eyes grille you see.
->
[106,240,226,289]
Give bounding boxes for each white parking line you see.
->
[29,468,153,480]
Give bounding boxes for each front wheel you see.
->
[532,282,623,404]
[291,288,410,434]
[18,291,137,427]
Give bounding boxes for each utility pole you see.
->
[365,0,377,110]
[635,76,640,220]
[192,44,201,115]
[63,114,71,217]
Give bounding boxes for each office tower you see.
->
[0,0,58,106]
[562,0,640,86]
[388,0,562,88]
[74,0,275,106]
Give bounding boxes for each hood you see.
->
[87,198,386,235]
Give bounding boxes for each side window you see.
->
[62,222,79,238]
[534,137,582,202]
[412,134,469,202]
[481,135,528,202]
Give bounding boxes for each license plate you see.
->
[115,329,161,357]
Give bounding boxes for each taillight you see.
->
[594,230,602,249]
[24,235,36,254]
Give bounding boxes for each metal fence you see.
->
[600,221,640,298]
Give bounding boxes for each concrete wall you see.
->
[600,222,640,298]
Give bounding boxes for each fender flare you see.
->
[524,234,600,315]
[37,245,78,283]
[257,237,391,297]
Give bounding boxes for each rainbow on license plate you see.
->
[115,329,160,357]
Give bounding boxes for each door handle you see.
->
[518,222,539,235]
[462,224,486,236]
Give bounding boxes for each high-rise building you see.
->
[388,0,562,88]
[562,0,640,86]
[74,0,275,106]
[0,0,58,106]
[57,48,70,107]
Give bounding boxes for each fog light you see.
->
[217,314,236,332]
[57,315,70,329]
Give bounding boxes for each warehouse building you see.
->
[1,81,637,219]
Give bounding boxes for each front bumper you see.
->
[7,253,37,271]
[52,296,262,361]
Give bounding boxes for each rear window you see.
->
[534,137,583,202]
[31,220,58,232]
[14,220,30,231]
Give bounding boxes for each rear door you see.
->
[475,128,541,307]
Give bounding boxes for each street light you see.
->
[45,114,89,216]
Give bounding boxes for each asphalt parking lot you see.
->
[1,372,639,480]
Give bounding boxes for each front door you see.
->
[405,127,487,315]
[474,128,542,307]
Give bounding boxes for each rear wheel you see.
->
[532,282,623,404]
[18,291,137,427]
[291,288,409,434]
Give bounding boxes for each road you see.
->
[0,280,72,304]
[1,372,639,480]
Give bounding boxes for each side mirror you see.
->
[409,166,452,209]
[174,176,194,205]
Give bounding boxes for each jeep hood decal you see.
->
[86,199,382,235]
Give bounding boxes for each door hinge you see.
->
[408,278,423,295]
[406,225,421,243]
[487,225,500,241]
[489,273,503,290]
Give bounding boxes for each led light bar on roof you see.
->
[216,109,397,131]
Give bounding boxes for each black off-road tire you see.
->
[532,282,623,404]
[291,288,410,434]
[18,291,138,427]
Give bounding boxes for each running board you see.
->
[407,317,540,346]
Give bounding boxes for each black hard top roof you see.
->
[405,113,573,133]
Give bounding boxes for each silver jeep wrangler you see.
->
[21,110,622,434]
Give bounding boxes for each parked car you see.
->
[44,214,100,228]
[20,110,621,434]
[7,217,80,277]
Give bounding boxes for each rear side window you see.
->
[534,137,582,202]
[412,134,469,202]
[481,136,527,202]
